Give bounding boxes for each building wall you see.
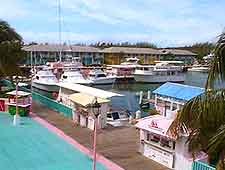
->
[103,53,158,65]
[25,51,104,65]
[160,54,195,65]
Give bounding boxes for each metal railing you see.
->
[192,161,215,170]
[32,92,73,119]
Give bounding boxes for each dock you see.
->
[32,101,169,170]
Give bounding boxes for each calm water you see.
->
[34,72,209,113]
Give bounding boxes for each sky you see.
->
[0,0,224,47]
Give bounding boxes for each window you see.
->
[150,135,160,143]
[36,76,39,80]
[144,67,149,71]
[97,74,106,78]
[160,138,171,148]
[63,75,67,79]
[147,133,150,141]
[107,113,112,118]
[172,103,177,111]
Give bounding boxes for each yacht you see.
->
[88,69,116,85]
[32,68,59,92]
[188,65,209,73]
[133,62,185,83]
[60,69,93,85]
[107,111,130,127]
[106,57,139,79]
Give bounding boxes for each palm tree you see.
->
[169,32,225,170]
[0,20,24,78]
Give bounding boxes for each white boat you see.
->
[32,69,59,92]
[107,111,129,127]
[133,62,185,83]
[106,57,139,79]
[60,69,93,85]
[88,69,116,85]
[188,65,209,73]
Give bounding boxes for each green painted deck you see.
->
[0,112,105,170]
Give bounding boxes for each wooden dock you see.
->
[32,101,169,170]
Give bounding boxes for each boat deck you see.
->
[32,101,170,170]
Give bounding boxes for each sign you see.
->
[143,144,174,168]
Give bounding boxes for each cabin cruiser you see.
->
[60,69,93,85]
[32,68,59,92]
[188,65,209,73]
[106,57,139,79]
[107,111,130,127]
[88,69,116,85]
[133,62,185,83]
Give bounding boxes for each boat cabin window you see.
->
[111,112,120,120]
[89,74,95,78]
[107,113,112,118]
[144,67,149,71]
[36,76,39,80]
[96,74,106,78]
[63,75,67,79]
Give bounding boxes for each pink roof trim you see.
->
[136,115,174,138]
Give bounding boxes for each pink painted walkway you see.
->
[30,113,124,170]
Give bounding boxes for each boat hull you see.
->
[32,82,59,92]
[90,78,116,85]
[134,74,185,83]
[188,68,208,73]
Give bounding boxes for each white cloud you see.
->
[9,0,225,46]
[0,0,27,19]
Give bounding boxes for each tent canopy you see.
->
[69,93,110,107]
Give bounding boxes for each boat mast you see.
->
[58,0,62,62]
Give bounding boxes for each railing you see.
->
[32,92,73,119]
[192,161,215,170]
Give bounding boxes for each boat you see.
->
[88,69,116,85]
[106,57,139,79]
[32,68,59,92]
[106,111,130,127]
[188,64,209,73]
[133,61,185,83]
[60,69,93,85]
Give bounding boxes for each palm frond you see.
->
[206,32,225,89]
[169,89,225,152]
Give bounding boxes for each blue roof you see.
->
[153,82,205,101]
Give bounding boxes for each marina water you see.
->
[34,72,209,113]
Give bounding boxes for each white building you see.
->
[136,83,206,170]
[57,82,123,130]
[69,93,110,130]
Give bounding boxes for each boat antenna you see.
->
[58,0,62,62]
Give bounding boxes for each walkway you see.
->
[0,112,105,170]
[32,101,169,170]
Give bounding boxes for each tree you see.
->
[0,20,24,78]
[169,32,225,170]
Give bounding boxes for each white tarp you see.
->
[57,82,123,99]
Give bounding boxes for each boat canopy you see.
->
[58,82,124,98]
[69,93,110,107]
[154,61,184,64]
[6,90,31,97]
[153,82,204,101]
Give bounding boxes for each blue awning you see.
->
[153,82,205,101]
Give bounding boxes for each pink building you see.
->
[136,83,206,170]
